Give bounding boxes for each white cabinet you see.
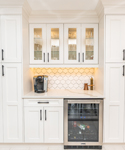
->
[82,24,98,64]
[30,24,46,64]
[2,63,22,143]
[30,23,99,65]
[64,24,81,64]
[0,65,3,143]
[64,24,98,64]
[44,107,63,143]
[106,16,125,62]
[24,99,63,143]
[25,107,43,143]
[104,63,124,143]
[1,15,22,62]
[47,24,63,64]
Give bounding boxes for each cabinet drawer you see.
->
[24,99,63,107]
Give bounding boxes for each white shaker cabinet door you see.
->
[0,65,3,142]
[1,15,22,62]
[44,107,63,143]
[106,15,125,62]
[2,63,22,143]
[25,107,43,143]
[104,63,124,143]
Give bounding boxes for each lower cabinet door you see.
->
[44,107,63,143]
[0,65,3,143]
[104,63,124,143]
[25,107,43,143]
[2,63,22,143]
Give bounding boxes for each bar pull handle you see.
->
[38,102,49,104]
[2,65,4,76]
[82,53,84,62]
[40,110,42,120]
[2,49,4,60]
[123,65,125,76]
[45,110,47,121]
[78,53,80,62]
[44,53,45,62]
[48,53,49,62]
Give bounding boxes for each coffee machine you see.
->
[33,75,48,93]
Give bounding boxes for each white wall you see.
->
[94,15,104,95]
[22,11,33,95]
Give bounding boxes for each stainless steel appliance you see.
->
[33,75,48,93]
[64,99,103,150]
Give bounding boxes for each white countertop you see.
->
[23,89,104,99]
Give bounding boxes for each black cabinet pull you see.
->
[123,50,125,60]
[82,53,84,62]
[45,110,47,121]
[2,65,4,76]
[48,53,49,62]
[2,49,4,60]
[44,53,45,62]
[78,53,80,62]
[123,65,125,76]
[40,110,42,120]
[38,102,49,104]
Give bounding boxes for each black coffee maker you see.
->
[33,75,48,93]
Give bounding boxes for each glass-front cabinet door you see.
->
[64,24,81,64]
[30,24,46,64]
[47,24,63,64]
[82,24,98,64]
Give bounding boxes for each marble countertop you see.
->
[23,89,104,99]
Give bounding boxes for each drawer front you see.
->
[24,99,63,107]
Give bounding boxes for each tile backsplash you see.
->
[31,68,95,89]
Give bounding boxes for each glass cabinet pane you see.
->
[68,103,99,142]
[68,28,77,60]
[34,28,42,60]
[51,28,59,60]
[85,28,94,60]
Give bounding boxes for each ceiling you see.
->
[27,0,99,11]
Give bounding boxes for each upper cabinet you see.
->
[106,16,125,62]
[1,15,22,62]
[47,24,63,64]
[30,23,98,65]
[30,24,46,64]
[82,24,98,64]
[64,24,80,64]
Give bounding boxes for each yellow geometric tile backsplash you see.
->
[31,68,95,89]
